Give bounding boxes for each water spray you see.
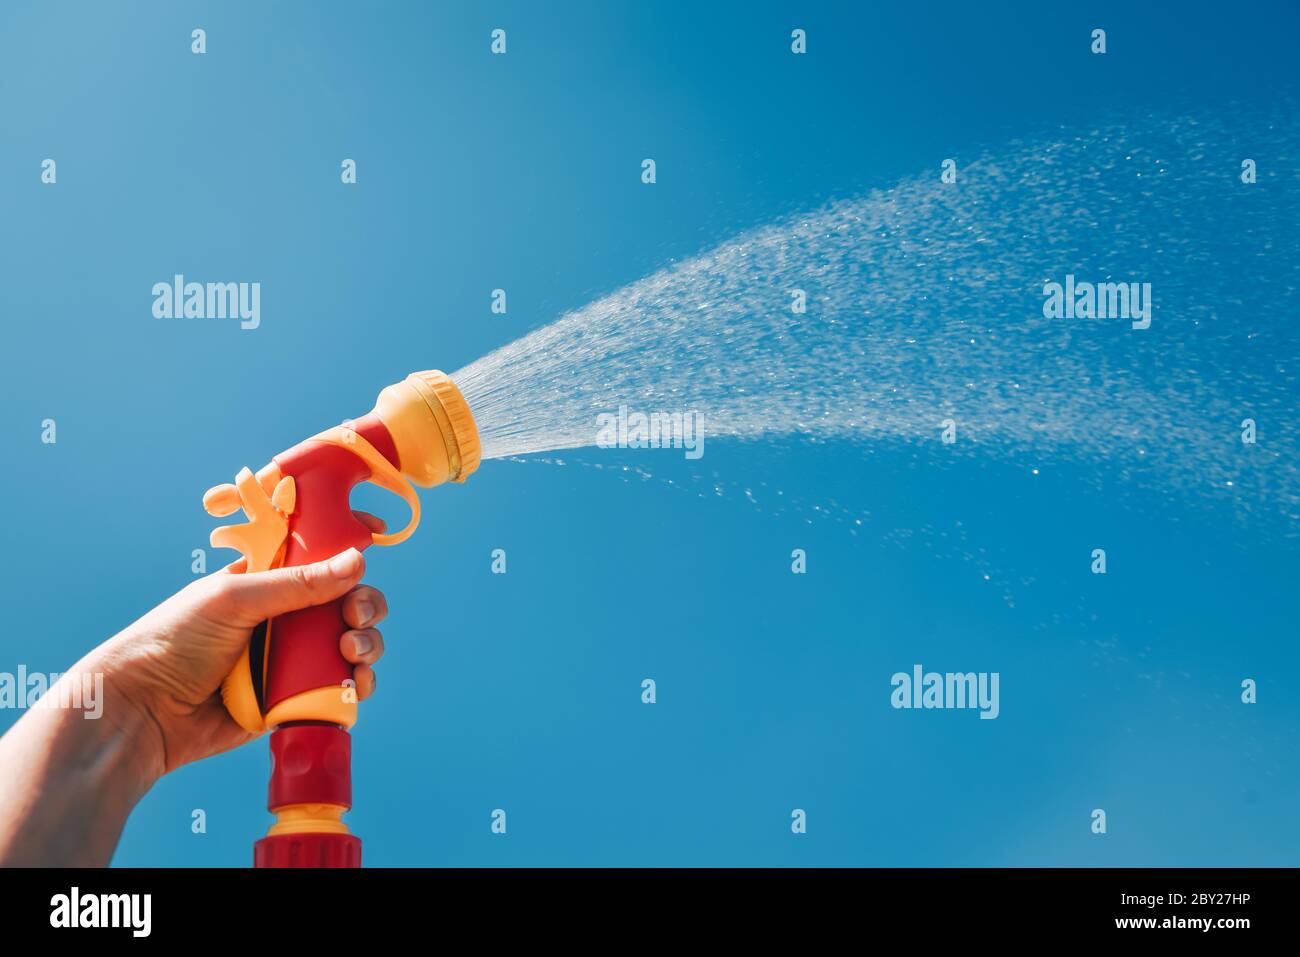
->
[199,107,1299,867]
[203,371,480,867]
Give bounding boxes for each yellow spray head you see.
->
[370,370,481,487]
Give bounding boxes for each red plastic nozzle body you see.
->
[253,412,399,868]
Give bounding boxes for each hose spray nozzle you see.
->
[200,369,480,867]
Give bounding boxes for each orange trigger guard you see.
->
[311,426,421,546]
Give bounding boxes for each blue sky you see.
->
[0,1,1297,865]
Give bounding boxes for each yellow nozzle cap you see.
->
[370,370,481,487]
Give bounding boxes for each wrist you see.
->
[86,641,169,791]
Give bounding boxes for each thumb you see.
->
[206,548,366,628]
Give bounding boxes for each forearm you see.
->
[0,649,164,867]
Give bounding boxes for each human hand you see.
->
[0,513,391,866]
[94,514,389,779]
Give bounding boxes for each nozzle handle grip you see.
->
[261,440,377,722]
[210,414,413,731]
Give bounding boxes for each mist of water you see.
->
[453,105,1299,529]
